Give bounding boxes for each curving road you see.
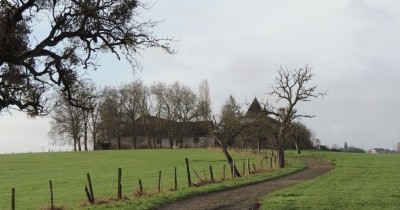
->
[156,157,334,210]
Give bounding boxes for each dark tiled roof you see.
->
[245,97,262,117]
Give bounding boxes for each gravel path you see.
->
[156,157,334,210]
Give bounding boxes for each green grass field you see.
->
[261,151,400,210]
[0,149,303,209]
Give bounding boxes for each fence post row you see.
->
[6,150,271,208]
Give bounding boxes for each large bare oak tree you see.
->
[0,0,173,116]
[268,65,326,168]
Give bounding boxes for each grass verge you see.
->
[261,150,400,210]
[0,149,305,209]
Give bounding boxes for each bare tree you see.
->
[90,100,101,150]
[98,87,126,149]
[137,85,154,149]
[197,79,211,121]
[171,82,198,147]
[151,82,175,148]
[0,0,173,116]
[288,121,312,154]
[213,95,249,177]
[268,65,326,167]
[120,80,145,149]
[150,81,198,148]
[48,95,83,151]
[78,80,101,150]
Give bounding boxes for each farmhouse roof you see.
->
[245,97,263,118]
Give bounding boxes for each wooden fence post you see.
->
[118,168,122,199]
[49,180,54,209]
[230,162,234,178]
[222,164,226,180]
[174,167,177,191]
[11,188,15,210]
[138,179,143,193]
[253,163,257,172]
[84,186,92,203]
[185,158,192,187]
[247,158,251,175]
[209,165,214,182]
[233,159,236,178]
[87,173,94,203]
[242,161,245,175]
[158,170,162,192]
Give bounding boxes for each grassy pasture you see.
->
[0,149,304,209]
[261,151,400,210]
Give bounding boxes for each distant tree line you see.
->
[48,79,211,151]
[48,79,314,155]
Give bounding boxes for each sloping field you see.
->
[261,151,400,209]
[0,149,297,209]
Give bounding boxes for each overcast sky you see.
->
[1,0,399,153]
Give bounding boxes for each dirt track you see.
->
[156,157,334,210]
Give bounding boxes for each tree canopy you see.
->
[0,0,172,116]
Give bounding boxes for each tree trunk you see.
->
[222,146,241,177]
[77,137,82,151]
[84,132,88,151]
[146,136,152,149]
[179,136,183,148]
[117,135,121,150]
[295,141,301,154]
[83,112,88,151]
[84,124,88,151]
[131,122,137,149]
[73,138,77,151]
[131,133,136,149]
[168,136,173,148]
[278,145,285,168]
[92,127,97,150]
[153,135,157,149]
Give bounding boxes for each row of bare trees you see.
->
[48,65,324,169]
[48,80,100,151]
[48,79,211,151]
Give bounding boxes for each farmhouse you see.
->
[236,97,277,149]
[95,115,214,150]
